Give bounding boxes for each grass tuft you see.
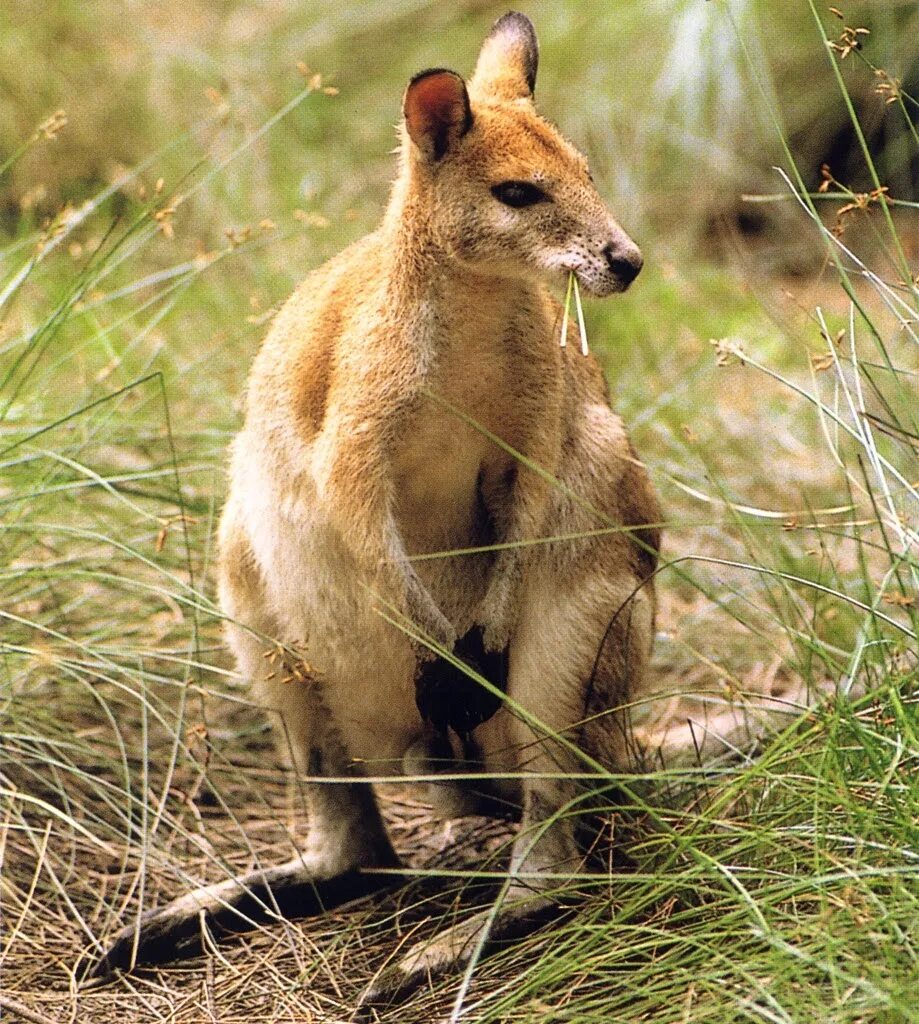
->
[1,4,917,1022]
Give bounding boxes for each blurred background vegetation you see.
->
[1,3,917,1021]
[2,0,918,254]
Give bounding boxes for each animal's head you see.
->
[399,11,642,297]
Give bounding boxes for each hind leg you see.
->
[89,523,401,979]
[219,540,399,877]
[504,570,654,882]
[361,563,653,1005]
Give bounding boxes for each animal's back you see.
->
[243,233,387,448]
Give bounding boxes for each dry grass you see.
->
[2,4,918,1023]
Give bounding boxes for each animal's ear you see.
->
[403,69,473,161]
[469,11,538,102]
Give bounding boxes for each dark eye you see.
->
[490,181,549,208]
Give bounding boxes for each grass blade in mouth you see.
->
[560,271,590,355]
[572,273,589,355]
[560,270,574,348]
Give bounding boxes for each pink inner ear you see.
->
[405,72,467,148]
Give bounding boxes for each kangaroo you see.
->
[92,11,661,1003]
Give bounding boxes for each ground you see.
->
[1,5,917,1020]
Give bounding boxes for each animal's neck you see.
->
[379,178,544,360]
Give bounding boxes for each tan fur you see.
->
[93,13,661,998]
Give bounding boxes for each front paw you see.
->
[477,561,520,647]
[404,587,456,653]
[479,572,517,652]
[481,616,512,655]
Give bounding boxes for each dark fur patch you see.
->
[415,626,508,736]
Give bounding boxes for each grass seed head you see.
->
[34,109,67,141]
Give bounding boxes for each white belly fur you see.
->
[230,430,422,764]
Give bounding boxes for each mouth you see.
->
[561,244,642,297]
[565,268,625,299]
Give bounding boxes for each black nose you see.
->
[602,244,643,286]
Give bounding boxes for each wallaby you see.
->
[92,11,661,1003]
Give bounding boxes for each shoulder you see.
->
[244,232,388,436]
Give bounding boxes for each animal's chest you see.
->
[392,409,499,553]
[392,351,520,554]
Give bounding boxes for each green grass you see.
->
[1,3,917,1022]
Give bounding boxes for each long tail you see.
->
[82,856,402,985]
